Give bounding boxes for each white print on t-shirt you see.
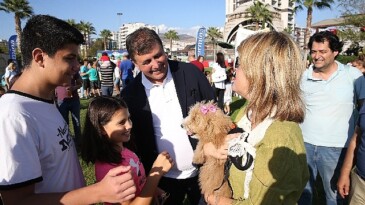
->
[129,158,140,176]
[57,121,73,151]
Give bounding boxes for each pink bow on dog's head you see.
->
[200,104,217,114]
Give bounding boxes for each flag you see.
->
[8,35,17,61]
[195,27,206,58]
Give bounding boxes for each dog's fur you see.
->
[182,101,234,198]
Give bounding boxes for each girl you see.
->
[212,52,227,110]
[81,96,174,205]
[223,68,234,115]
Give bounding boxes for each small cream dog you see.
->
[182,101,235,198]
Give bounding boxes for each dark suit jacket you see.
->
[121,60,215,173]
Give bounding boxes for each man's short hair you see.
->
[21,15,85,68]
[126,27,163,61]
[308,31,343,53]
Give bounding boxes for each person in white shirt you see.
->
[4,62,17,90]
[121,27,215,205]
[0,14,136,205]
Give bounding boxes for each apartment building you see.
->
[224,0,295,44]
[116,23,158,49]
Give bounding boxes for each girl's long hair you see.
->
[216,52,226,68]
[81,96,129,164]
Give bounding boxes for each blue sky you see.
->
[0,0,342,40]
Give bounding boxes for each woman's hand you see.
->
[203,133,240,160]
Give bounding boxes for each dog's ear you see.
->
[184,102,206,136]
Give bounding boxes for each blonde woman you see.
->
[4,62,17,90]
[204,31,309,204]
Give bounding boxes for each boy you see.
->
[0,15,136,205]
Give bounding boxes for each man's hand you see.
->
[97,165,136,203]
[337,171,350,199]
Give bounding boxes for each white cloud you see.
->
[157,24,169,33]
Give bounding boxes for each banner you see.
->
[195,27,206,58]
[8,35,17,61]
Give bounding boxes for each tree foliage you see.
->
[99,29,112,50]
[294,0,334,48]
[0,43,8,54]
[284,27,294,35]
[0,0,33,54]
[164,30,179,55]
[66,19,80,30]
[246,1,273,30]
[89,38,104,58]
[337,0,365,42]
[78,21,96,58]
[207,27,223,62]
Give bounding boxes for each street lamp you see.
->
[117,13,123,26]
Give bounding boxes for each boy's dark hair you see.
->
[308,31,343,53]
[21,15,84,68]
[126,27,163,61]
[81,96,129,164]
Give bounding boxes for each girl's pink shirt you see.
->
[95,148,146,204]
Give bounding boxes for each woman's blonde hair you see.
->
[237,31,305,124]
[8,62,15,70]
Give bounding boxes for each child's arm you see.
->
[123,151,174,205]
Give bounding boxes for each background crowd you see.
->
[1,14,365,205]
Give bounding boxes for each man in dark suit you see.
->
[121,27,215,205]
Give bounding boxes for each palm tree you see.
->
[164,30,179,56]
[100,29,112,50]
[294,0,334,49]
[207,27,223,62]
[260,6,273,29]
[0,0,33,53]
[78,21,96,56]
[284,27,294,35]
[246,1,273,31]
[337,0,365,42]
[66,19,80,30]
